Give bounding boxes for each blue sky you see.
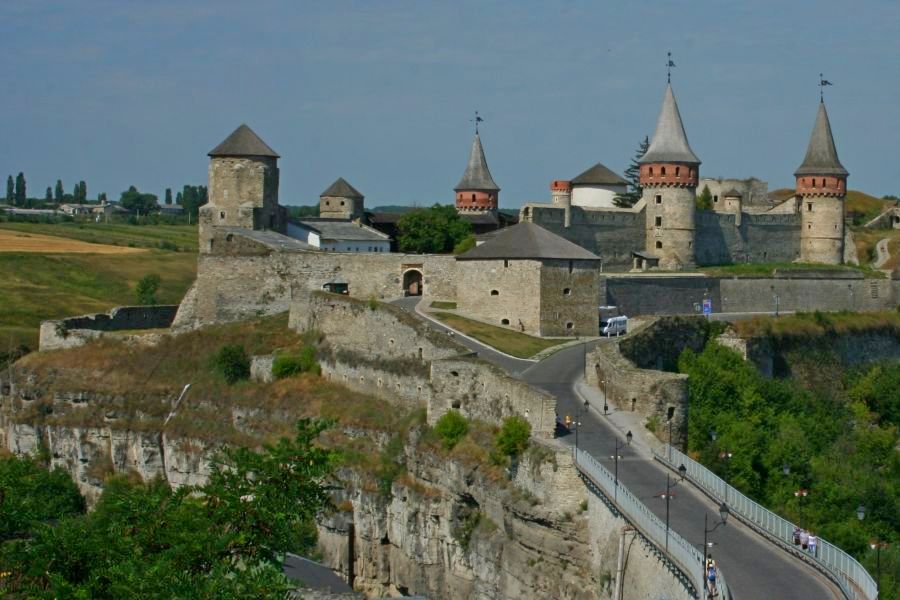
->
[2,1,898,208]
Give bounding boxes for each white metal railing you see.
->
[574,447,731,599]
[656,444,877,600]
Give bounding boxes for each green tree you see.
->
[5,175,12,203]
[180,184,208,218]
[176,191,183,205]
[14,172,26,206]
[120,185,159,214]
[54,179,64,203]
[397,204,473,253]
[135,273,161,305]
[453,234,476,255]
[495,416,531,458]
[696,184,713,210]
[433,410,469,450]
[165,187,173,205]
[0,455,85,541]
[614,135,650,208]
[44,186,52,202]
[213,344,250,384]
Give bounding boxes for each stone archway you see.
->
[403,269,423,297]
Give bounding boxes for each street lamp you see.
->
[661,469,685,552]
[602,378,610,415]
[610,432,632,502]
[718,450,733,503]
[794,488,809,529]
[856,504,890,595]
[702,503,730,600]
[575,398,589,449]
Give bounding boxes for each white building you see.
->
[570,161,629,209]
[287,219,392,253]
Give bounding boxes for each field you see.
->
[430,312,565,358]
[0,222,197,350]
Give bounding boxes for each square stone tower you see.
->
[319,177,365,220]
[199,124,286,252]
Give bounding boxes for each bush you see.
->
[434,410,469,450]
[135,273,161,305]
[272,346,321,379]
[495,416,531,457]
[213,344,250,384]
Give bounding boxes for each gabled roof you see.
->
[321,177,363,198]
[208,124,279,158]
[723,188,742,197]
[794,101,848,177]
[456,222,600,261]
[455,134,500,192]
[571,161,628,186]
[295,219,390,242]
[639,84,700,165]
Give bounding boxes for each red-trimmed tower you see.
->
[639,84,701,269]
[795,99,848,264]
[455,133,500,214]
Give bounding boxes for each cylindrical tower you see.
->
[455,133,500,214]
[639,84,701,269]
[796,100,848,264]
[550,180,572,228]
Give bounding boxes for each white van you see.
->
[600,315,628,337]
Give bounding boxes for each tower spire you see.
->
[667,52,675,83]
[639,83,700,165]
[471,110,484,135]
[818,73,833,102]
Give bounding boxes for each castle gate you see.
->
[403,268,423,296]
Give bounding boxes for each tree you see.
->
[176,191,183,205]
[180,184,207,217]
[98,192,107,203]
[45,187,52,202]
[614,135,650,208]
[434,410,469,450]
[54,179,64,203]
[213,343,250,384]
[495,416,531,458]
[165,188,173,205]
[135,273,161,305]
[14,172,26,206]
[78,180,87,202]
[696,184,713,210]
[397,204,473,254]
[5,175,13,203]
[0,455,85,541]
[120,185,159,214]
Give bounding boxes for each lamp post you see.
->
[575,397,589,450]
[702,503,730,600]
[610,431,633,503]
[602,377,610,415]
[857,504,889,595]
[661,465,687,553]
[794,488,809,529]
[718,450,733,504]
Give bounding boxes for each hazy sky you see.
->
[2,1,898,208]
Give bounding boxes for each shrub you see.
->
[213,344,250,384]
[272,346,321,378]
[434,410,469,450]
[495,416,531,458]
[135,273,161,305]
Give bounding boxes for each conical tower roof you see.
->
[455,133,500,192]
[794,101,848,177]
[639,84,700,165]
[321,177,363,199]
[208,124,279,158]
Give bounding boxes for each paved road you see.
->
[394,297,839,599]
[524,342,839,600]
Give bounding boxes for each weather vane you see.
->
[667,52,676,83]
[471,110,484,134]
[819,73,833,100]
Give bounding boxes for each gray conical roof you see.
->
[454,133,500,192]
[639,84,700,165]
[321,177,363,198]
[208,124,279,158]
[794,101,848,177]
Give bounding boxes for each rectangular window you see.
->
[807,203,813,212]
[714,195,719,203]
[504,260,509,268]
[655,194,662,204]
[655,216,662,227]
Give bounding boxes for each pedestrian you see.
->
[564,414,572,429]
[808,532,817,557]
[793,526,801,546]
[800,529,809,551]
[706,554,718,597]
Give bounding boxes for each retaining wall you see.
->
[40,305,178,351]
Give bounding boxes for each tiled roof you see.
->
[794,101,848,177]
[208,124,279,158]
[456,222,599,261]
[639,84,700,165]
[455,134,500,192]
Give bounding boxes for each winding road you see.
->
[396,296,840,599]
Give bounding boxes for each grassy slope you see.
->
[0,222,198,349]
[733,309,900,339]
[431,312,565,358]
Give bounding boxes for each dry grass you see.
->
[733,310,900,340]
[430,312,565,358]
[0,230,147,254]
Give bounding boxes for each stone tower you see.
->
[319,177,365,220]
[455,133,500,214]
[795,100,848,264]
[639,84,701,269]
[200,124,286,252]
[550,180,572,228]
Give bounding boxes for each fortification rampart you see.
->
[694,211,801,265]
[289,292,557,438]
[40,305,179,351]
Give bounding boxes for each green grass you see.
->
[430,301,457,309]
[702,261,885,278]
[733,309,900,340]
[431,312,564,358]
[0,221,198,252]
[0,251,196,349]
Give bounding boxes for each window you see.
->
[501,318,510,325]
[490,289,499,296]
[661,166,666,176]
[566,322,574,330]
[655,216,662,227]
[504,260,509,268]
[688,241,693,249]
[563,288,571,296]
[714,195,719,203]
[471,194,476,201]
[326,200,330,206]
[341,200,345,206]
[649,167,654,176]
[807,203,813,212]
[675,166,680,177]
[219,211,226,219]
[808,223,812,229]
[655,194,662,204]
[656,241,663,249]
[568,260,574,273]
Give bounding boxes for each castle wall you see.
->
[538,260,601,337]
[699,177,769,207]
[643,186,696,269]
[694,211,801,265]
[605,274,897,316]
[523,204,645,269]
[456,259,542,334]
[800,196,845,264]
[40,305,179,351]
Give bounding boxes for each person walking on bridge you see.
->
[705,554,718,597]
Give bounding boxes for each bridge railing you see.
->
[574,447,731,600]
[656,444,876,600]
